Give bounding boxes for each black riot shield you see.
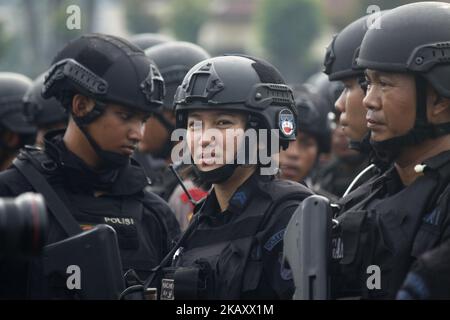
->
[283,195,332,300]
[35,224,125,299]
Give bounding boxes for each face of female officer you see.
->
[186,109,247,172]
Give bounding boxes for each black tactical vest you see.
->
[333,151,450,299]
[14,148,167,282]
[161,177,312,300]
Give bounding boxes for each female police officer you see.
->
[153,55,313,300]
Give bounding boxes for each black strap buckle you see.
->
[140,64,165,106]
[323,34,337,75]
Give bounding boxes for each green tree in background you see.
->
[15,0,97,77]
[0,22,11,61]
[125,0,160,34]
[167,0,208,43]
[256,0,323,83]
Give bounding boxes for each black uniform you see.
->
[397,238,450,299]
[168,173,313,299]
[0,131,176,298]
[332,151,450,299]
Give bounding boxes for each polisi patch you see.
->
[278,109,295,138]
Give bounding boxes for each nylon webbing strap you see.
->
[13,158,82,237]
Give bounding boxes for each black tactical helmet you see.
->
[43,33,165,115]
[324,12,387,81]
[0,72,36,135]
[358,2,450,97]
[293,85,332,154]
[42,33,166,169]
[145,41,210,109]
[23,73,68,127]
[175,55,297,149]
[356,2,450,162]
[305,72,343,117]
[129,33,174,50]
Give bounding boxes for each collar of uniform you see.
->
[202,170,268,218]
[43,129,148,196]
[370,165,400,195]
[111,159,149,196]
[227,171,262,214]
[422,150,450,172]
[367,151,450,196]
[132,150,167,183]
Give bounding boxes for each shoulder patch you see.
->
[264,228,286,251]
[278,109,296,138]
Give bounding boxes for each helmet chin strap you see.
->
[193,162,239,184]
[348,132,372,154]
[370,75,450,164]
[73,102,129,170]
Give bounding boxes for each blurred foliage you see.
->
[167,0,208,42]
[125,0,160,34]
[0,22,12,61]
[256,0,323,82]
[0,0,439,80]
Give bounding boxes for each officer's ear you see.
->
[71,94,96,117]
[427,85,450,123]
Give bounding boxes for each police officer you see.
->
[23,73,68,147]
[134,41,210,201]
[324,13,382,154]
[306,71,367,199]
[324,13,394,197]
[332,2,450,299]
[0,72,36,171]
[153,55,313,300]
[0,34,177,298]
[279,85,331,186]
